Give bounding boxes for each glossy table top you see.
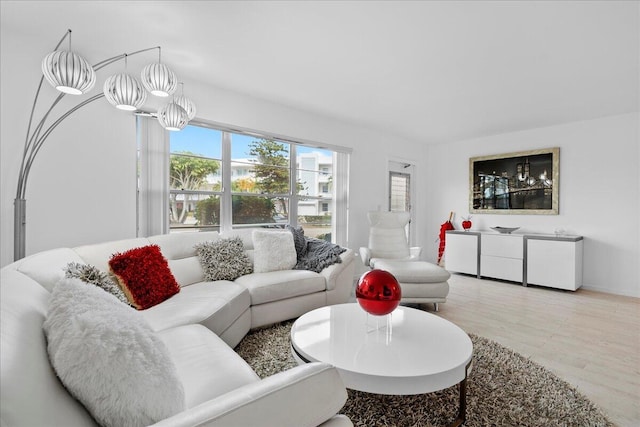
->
[291,303,473,395]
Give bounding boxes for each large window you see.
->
[169,128,222,230]
[167,123,349,242]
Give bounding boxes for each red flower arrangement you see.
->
[109,245,180,310]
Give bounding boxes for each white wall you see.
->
[184,78,428,267]
[0,27,423,269]
[3,27,637,298]
[424,113,640,297]
[1,28,138,265]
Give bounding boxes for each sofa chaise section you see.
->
[1,230,355,426]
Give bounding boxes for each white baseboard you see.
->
[580,283,640,299]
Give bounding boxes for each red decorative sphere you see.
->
[356,269,402,316]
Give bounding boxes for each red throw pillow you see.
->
[109,245,180,310]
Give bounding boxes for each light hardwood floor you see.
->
[430,274,640,427]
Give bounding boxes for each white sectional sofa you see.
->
[1,229,355,427]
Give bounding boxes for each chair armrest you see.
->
[409,246,422,259]
[150,363,348,427]
[359,247,371,266]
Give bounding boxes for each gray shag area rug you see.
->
[235,320,612,427]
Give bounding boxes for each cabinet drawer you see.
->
[481,234,523,259]
[481,255,523,282]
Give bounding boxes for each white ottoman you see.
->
[371,260,451,311]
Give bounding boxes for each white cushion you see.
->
[252,230,297,273]
[167,256,206,287]
[0,270,96,427]
[73,237,151,273]
[43,277,186,427]
[400,281,450,300]
[220,228,257,250]
[15,248,85,292]
[235,270,326,305]
[148,231,220,260]
[367,211,411,260]
[140,280,250,335]
[157,325,259,408]
[372,260,451,283]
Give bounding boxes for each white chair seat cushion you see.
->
[400,281,450,299]
[157,324,259,408]
[372,260,451,283]
[235,270,326,305]
[140,281,250,335]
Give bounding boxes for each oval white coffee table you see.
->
[291,303,473,426]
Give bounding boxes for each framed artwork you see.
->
[469,147,559,215]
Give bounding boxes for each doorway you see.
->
[388,160,415,243]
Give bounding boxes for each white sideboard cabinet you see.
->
[445,230,584,291]
[444,232,480,277]
[525,235,584,290]
[480,233,524,282]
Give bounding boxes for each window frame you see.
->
[166,119,351,244]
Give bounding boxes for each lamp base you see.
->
[14,198,26,261]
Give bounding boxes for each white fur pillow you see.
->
[43,277,186,427]
[252,229,297,273]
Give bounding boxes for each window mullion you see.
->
[221,132,232,231]
[289,144,298,226]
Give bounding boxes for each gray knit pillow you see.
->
[64,262,131,306]
[195,237,253,281]
[287,225,307,258]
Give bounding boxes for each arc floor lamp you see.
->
[14,29,197,261]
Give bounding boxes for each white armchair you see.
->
[359,211,450,311]
[359,211,421,268]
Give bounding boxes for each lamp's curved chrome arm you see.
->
[14,28,163,260]
[16,92,65,198]
[17,29,72,199]
[16,38,161,199]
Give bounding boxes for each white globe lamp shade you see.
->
[173,94,196,120]
[158,102,188,131]
[42,50,96,95]
[141,63,177,97]
[103,73,147,111]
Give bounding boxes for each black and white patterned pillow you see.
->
[64,262,131,306]
[195,237,253,281]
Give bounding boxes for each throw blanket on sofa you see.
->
[295,237,346,273]
[287,225,346,273]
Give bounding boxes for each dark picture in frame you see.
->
[469,148,559,215]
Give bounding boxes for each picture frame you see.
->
[469,147,559,215]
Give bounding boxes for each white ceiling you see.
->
[2,1,638,144]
